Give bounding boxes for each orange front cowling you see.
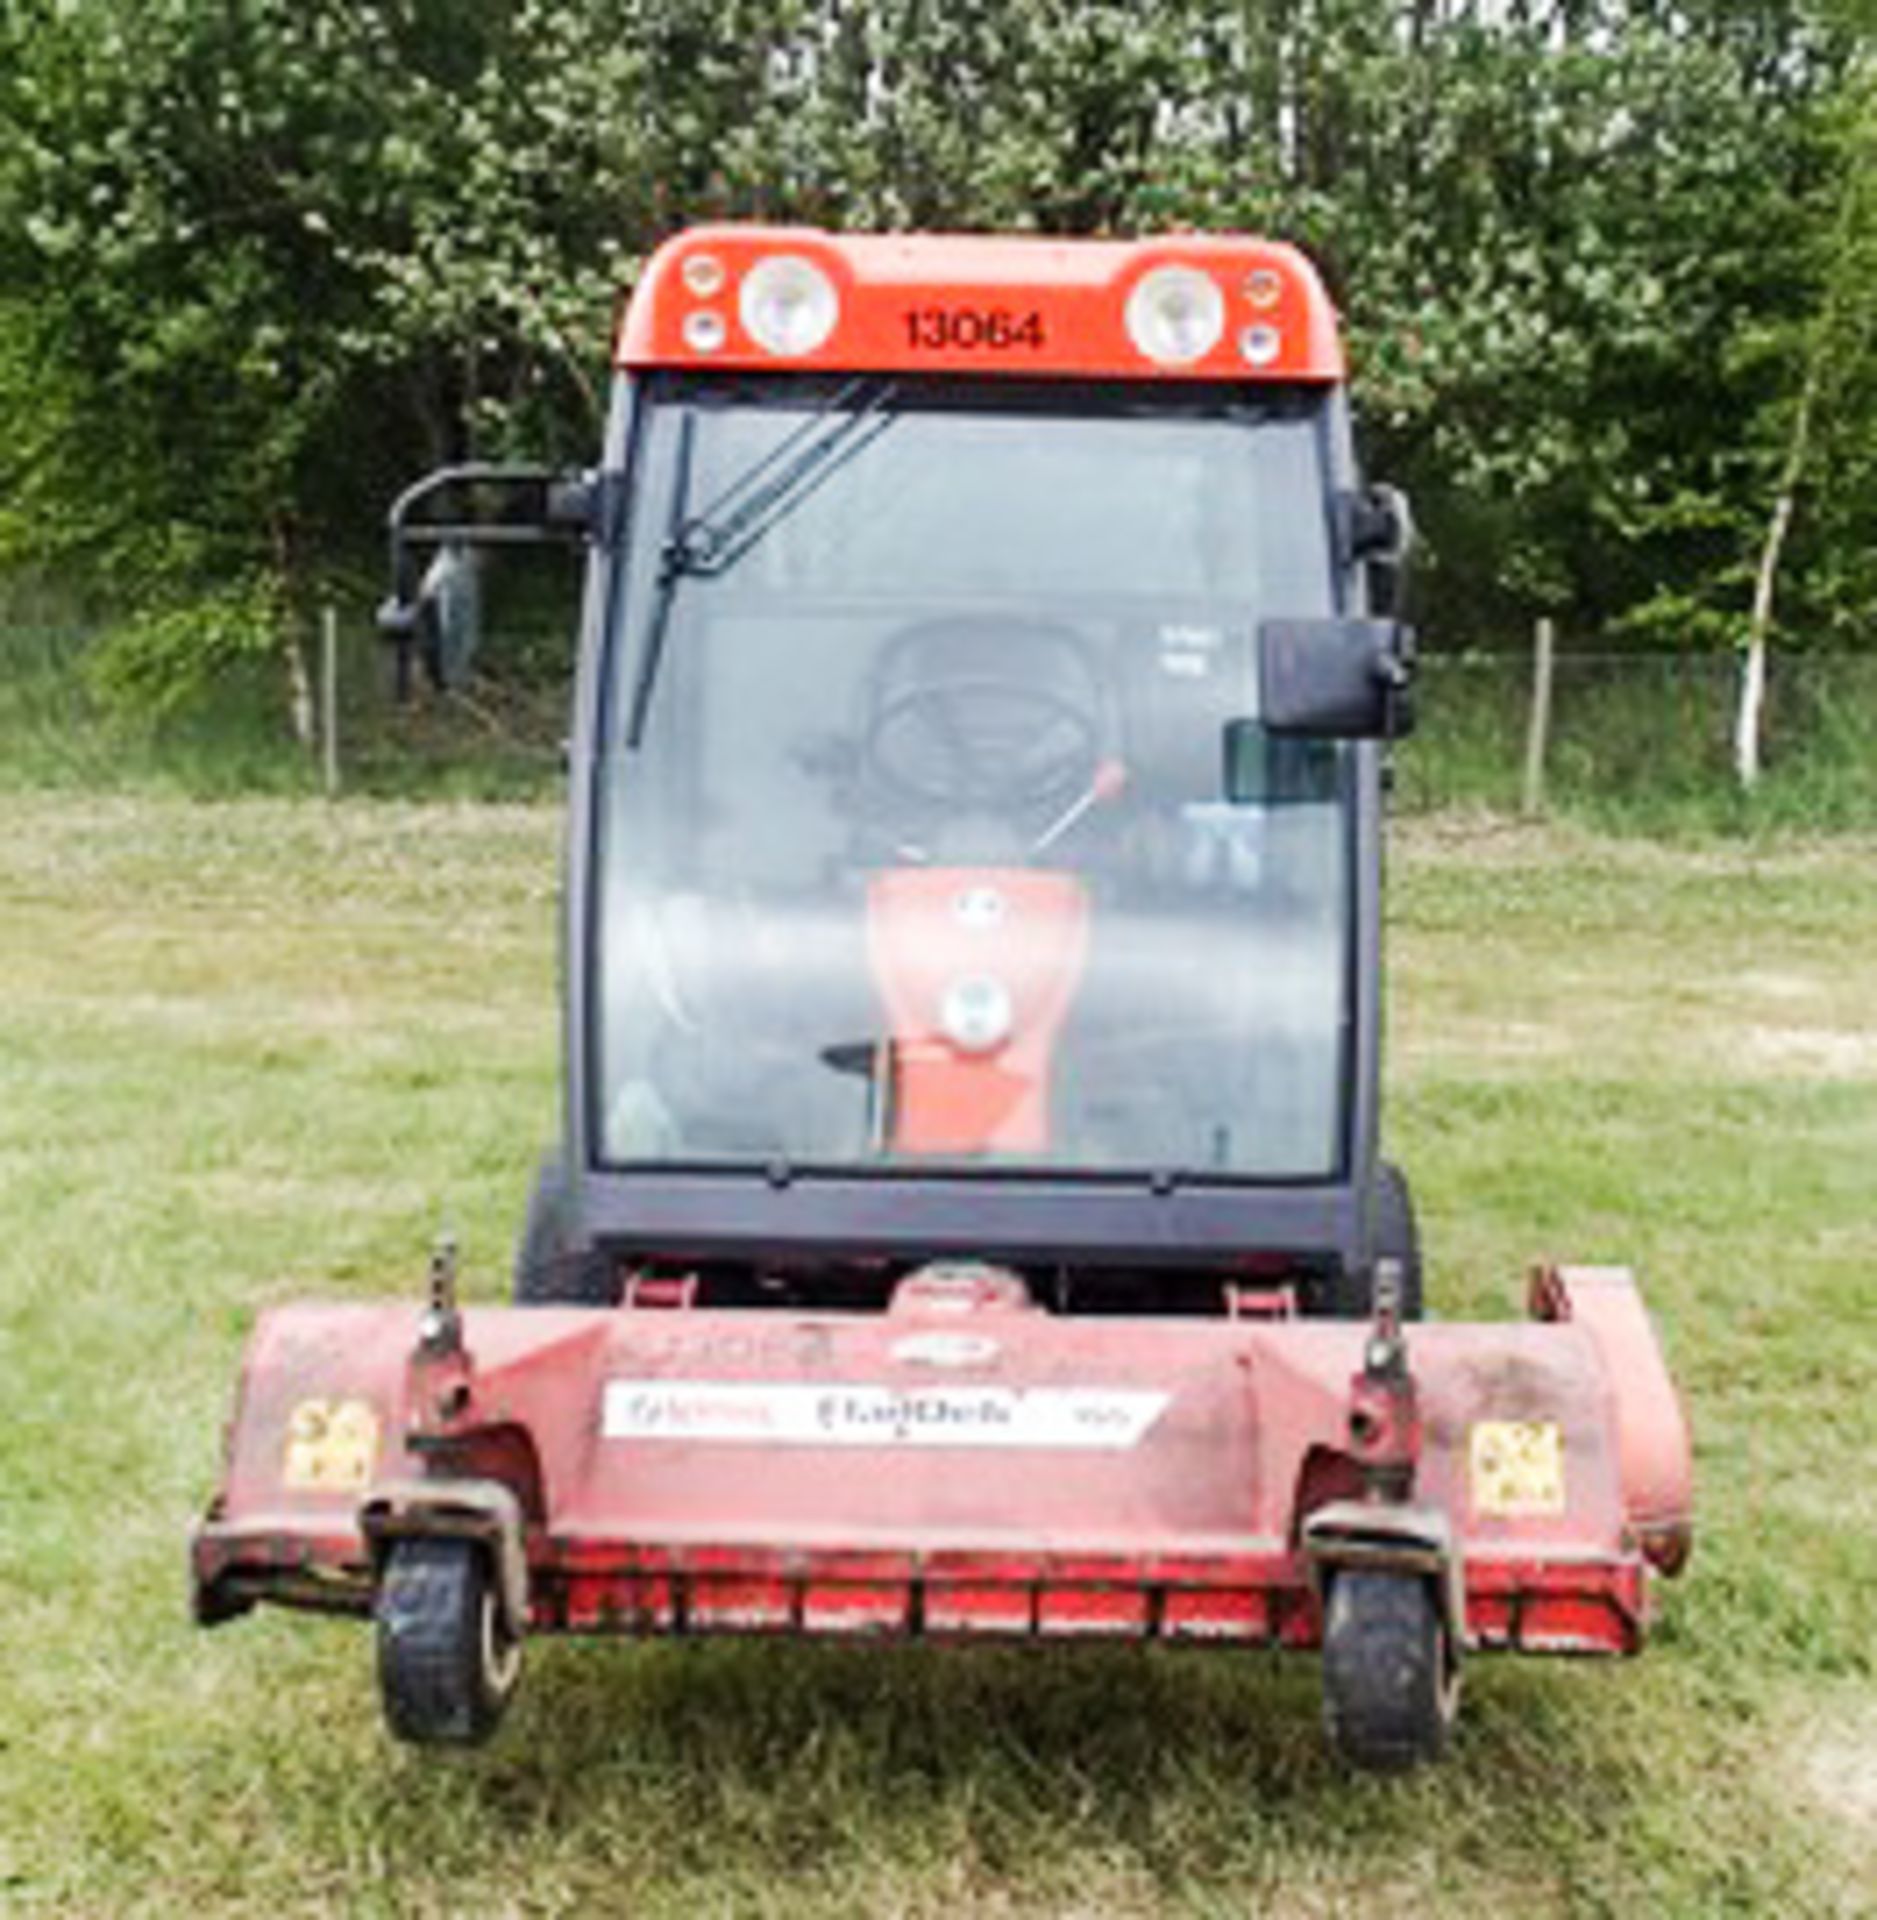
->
[866,869,1089,1155]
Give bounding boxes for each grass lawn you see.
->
[0,791,1872,1916]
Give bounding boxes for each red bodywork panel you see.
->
[194,1266,1690,1656]
[866,868,1089,1154]
[615,226,1346,383]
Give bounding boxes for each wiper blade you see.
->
[667,377,898,580]
[625,404,697,748]
[624,381,898,749]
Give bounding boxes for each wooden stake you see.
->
[1521,617,1555,817]
[320,604,340,798]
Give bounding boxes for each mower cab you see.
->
[193,228,1690,1770]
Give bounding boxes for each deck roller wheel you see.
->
[375,1538,520,1746]
[1320,1568,1458,1771]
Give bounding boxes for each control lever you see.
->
[1031,758,1128,857]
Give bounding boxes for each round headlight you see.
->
[738,254,839,357]
[1124,265,1225,366]
[939,975,1013,1055]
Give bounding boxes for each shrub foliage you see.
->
[0,0,1872,701]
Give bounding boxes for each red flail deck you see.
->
[193,1263,1690,1657]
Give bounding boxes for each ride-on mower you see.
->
[192,229,1692,1769]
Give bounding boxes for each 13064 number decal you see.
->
[903,307,1047,351]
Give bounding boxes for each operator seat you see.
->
[855,613,1110,863]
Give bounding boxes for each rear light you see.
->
[1124,265,1225,366]
[739,255,839,356]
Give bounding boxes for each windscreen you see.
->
[593,375,1351,1178]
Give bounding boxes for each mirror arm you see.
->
[1335,484,1414,567]
[375,464,610,685]
[1378,624,1418,739]
[546,470,626,542]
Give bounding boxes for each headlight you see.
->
[738,254,839,357]
[940,975,1013,1055]
[1124,265,1225,366]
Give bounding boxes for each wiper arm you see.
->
[625,404,697,749]
[624,380,897,748]
[667,377,898,580]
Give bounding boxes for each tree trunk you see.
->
[285,631,315,749]
[1737,294,1822,789]
[1737,74,1875,788]
[270,511,314,750]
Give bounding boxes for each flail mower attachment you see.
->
[193,1245,1691,1770]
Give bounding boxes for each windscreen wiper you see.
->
[625,405,697,748]
[625,379,898,748]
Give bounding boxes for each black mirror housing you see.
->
[414,542,483,690]
[1258,617,1416,740]
[1340,484,1414,564]
[377,463,601,698]
[1338,483,1415,618]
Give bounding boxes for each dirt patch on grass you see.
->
[1737,969,1830,1003]
[1395,813,1877,877]
[1800,1707,1877,1830]
[1396,1017,1570,1064]
[1743,1024,1877,1079]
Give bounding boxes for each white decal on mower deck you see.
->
[602,1380,1169,1450]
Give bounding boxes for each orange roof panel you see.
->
[616,225,1344,383]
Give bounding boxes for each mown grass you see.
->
[1,794,1874,1916]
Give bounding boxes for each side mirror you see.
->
[1257,616,1416,740]
[374,463,604,698]
[1339,483,1415,617]
[378,541,482,691]
[417,542,483,690]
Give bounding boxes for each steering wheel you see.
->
[861,617,1105,814]
[865,679,1102,810]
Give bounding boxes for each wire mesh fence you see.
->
[1395,647,1877,824]
[0,613,569,796]
[2,613,1873,821]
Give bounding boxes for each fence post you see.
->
[320,604,340,798]
[1521,617,1555,817]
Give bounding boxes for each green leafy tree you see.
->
[1735,49,1877,781]
[0,0,1868,720]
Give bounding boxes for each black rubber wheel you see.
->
[375,1537,520,1747]
[513,1155,619,1306]
[1321,1568,1458,1772]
